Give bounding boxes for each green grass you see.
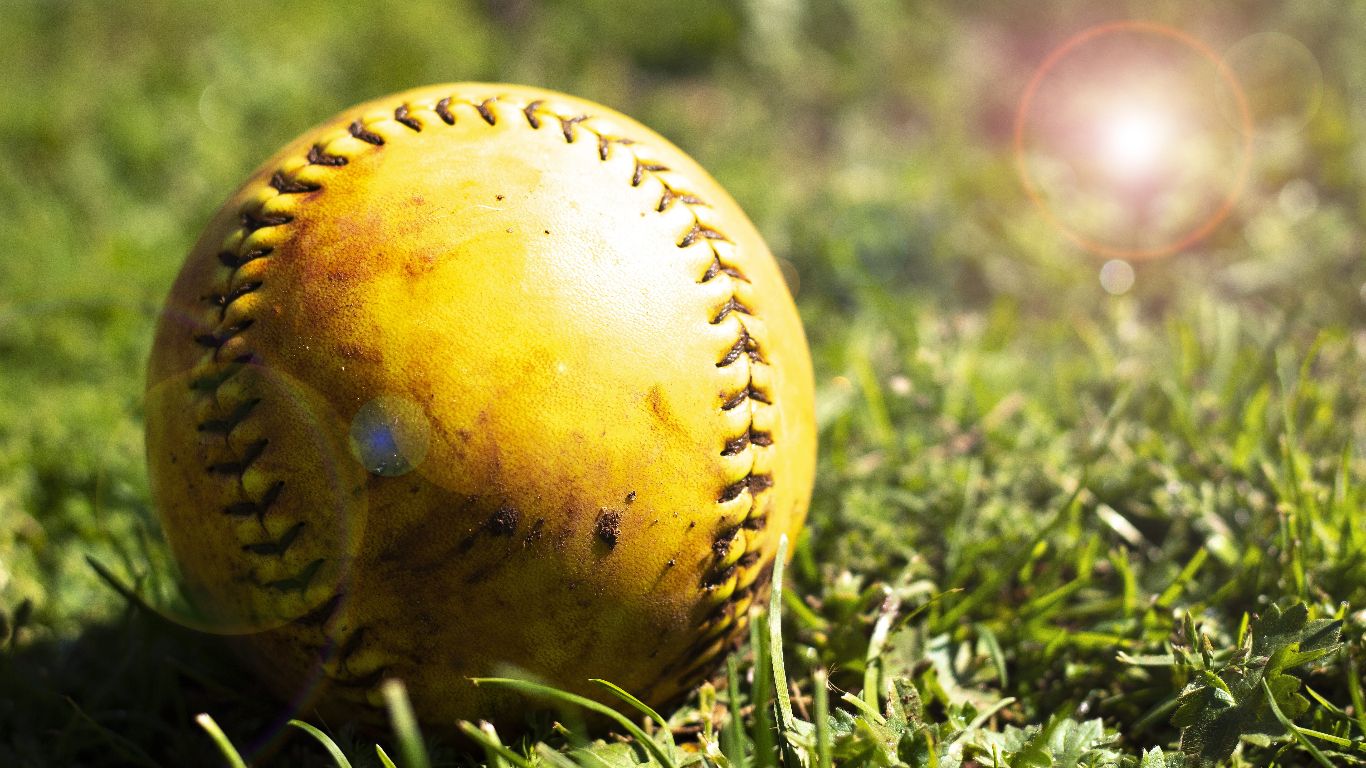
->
[1,1,1364,766]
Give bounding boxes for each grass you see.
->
[1,0,1364,766]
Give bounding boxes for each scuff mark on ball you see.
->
[593,510,622,548]
[487,505,520,536]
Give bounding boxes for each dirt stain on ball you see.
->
[593,510,622,549]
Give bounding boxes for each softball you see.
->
[145,83,816,726]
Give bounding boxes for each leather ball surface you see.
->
[145,83,816,726]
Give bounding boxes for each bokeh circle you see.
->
[1219,32,1322,135]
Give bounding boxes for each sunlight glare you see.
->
[1098,106,1173,181]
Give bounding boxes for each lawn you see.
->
[1,1,1363,766]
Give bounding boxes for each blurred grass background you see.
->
[1,1,1363,765]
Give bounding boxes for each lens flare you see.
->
[1014,21,1253,260]
[1098,106,1174,182]
[349,394,431,477]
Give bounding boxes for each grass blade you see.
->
[1349,653,1366,736]
[1262,678,1335,768]
[381,679,430,768]
[769,535,795,732]
[974,622,1009,689]
[479,721,514,768]
[195,713,247,768]
[723,654,746,767]
[591,677,676,755]
[813,668,832,768]
[863,587,899,710]
[61,697,160,768]
[288,720,353,768]
[1155,548,1208,610]
[537,743,589,768]
[458,721,534,768]
[838,692,885,724]
[749,612,777,767]
[472,677,676,768]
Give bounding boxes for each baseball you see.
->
[144,83,816,726]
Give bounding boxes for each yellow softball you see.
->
[144,83,816,726]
